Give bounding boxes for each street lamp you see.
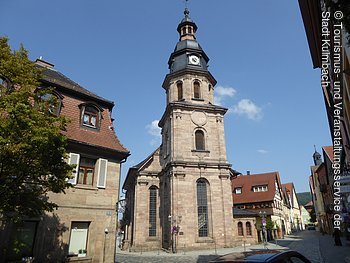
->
[259,211,267,248]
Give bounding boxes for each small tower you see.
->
[313,146,322,166]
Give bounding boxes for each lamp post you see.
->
[259,211,267,248]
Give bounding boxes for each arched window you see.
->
[246,222,252,236]
[149,186,157,237]
[197,179,209,237]
[195,130,205,151]
[238,222,243,236]
[193,81,200,99]
[82,105,100,129]
[177,82,183,100]
[188,26,192,34]
[40,92,61,116]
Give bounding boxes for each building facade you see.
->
[299,0,350,239]
[232,172,287,240]
[122,9,235,252]
[281,183,302,232]
[0,59,129,262]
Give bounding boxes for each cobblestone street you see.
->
[116,231,350,263]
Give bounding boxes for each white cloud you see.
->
[146,120,161,146]
[257,149,269,154]
[214,86,236,106]
[230,99,263,121]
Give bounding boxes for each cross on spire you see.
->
[183,0,190,10]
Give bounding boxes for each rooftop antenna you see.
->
[314,145,317,152]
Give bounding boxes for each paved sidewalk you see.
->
[318,233,350,263]
[116,232,350,263]
[116,241,289,263]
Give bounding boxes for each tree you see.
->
[310,207,317,223]
[0,37,72,222]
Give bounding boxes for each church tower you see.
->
[158,8,234,250]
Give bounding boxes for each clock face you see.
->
[189,55,200,65]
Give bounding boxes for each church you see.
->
[122,8,242,251]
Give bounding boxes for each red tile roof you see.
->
[323,146,333,162]
[61,90,129,154]
[39,64,129,155]
[282,183,294,194]
[232,172,281,204]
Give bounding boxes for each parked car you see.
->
[307,223,316,230]
[209,250,311,263]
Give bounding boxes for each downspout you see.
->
[114,155,129,263]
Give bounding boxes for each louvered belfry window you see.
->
[177,82,183,100]
[195,130,205,151]
[194,81,200,99]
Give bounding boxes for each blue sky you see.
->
[1,1,330,193]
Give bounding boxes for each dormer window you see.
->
[80,104,102,129]
[235,187,242,194]
[40,92,62,116]
[83,106,98,127]
[253,185,268,192]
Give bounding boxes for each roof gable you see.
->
[232,172,281,204]
[322,146,333,162]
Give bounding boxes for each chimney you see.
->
[247,171,250,175]
[35,58,54,69]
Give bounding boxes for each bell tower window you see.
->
[193,81,200,99]
[177,81,183,100]
[195,130,205,151]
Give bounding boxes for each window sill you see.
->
[191,150,210,153]
[196,237,214,243]
[191,98,204,101]
[66,256,92,262]
[81,124,100,131]
[146,237,160,241]
[73,185,99,191]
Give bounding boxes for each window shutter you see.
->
[97,158,108,188]
[68,153,80,185]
